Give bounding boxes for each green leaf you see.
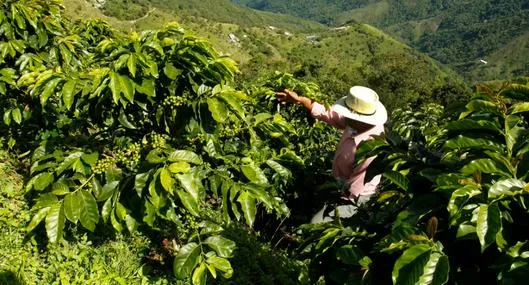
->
[101,198,112,223]
[505,115,525,155]
[164,63,181,80]
[265,160,292,179]
[39,77,61,106]
[78,190,99,232]
[460,159,511,177]
[207,97,228,123]
[443,135,504,153]
[26,207,50,232]
[110,209,123,233]
[97,181,119,201]
[3,109,11,126]
[56,152,83,175]
[119,74,135,102]
[206,255,233,278]
[446,119,501,132]
[136,79,155,97]
[33,172,54,191]
[11,107,21,124]
[146,149,166,164]
[447,185,481,218]
[355,139,388,161]
[62,79,76,109]
[81,152,99,166]
[176,189,199,217]
[176,172,202,200]
[416,252,450,285]
[173,243,201,279]
[168,162,191,173]
[383,171,409,191]
[203,235,236,258]
[118,110,136,129]
[460,99,500,118]
[167,150,202,164]
[219,91,245,119]
[45,202,65,243]
[489,179,526,200]
[476,203,502,251]
[127,54,137,77]
[160,168,175,194]
[125,214,137,233]
[336,245,364,265]
[192,263,207,285]
[509,102,529,114]
[237,191,256,227]
[134,172,150,196]
[240,164,268,184]
[51,181,69,195]
[109,71,121,104]
[392,244,448,285]
[456,222,476,239]
[64,192,81,223]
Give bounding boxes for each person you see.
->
[276,86,387,223]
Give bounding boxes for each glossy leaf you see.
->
[460,159,511,177]
[206,255,233,278]
[63,192,81,223]
[383,171,409,191]
[392,244,448,285]
[78,190,99,232]
[443,135,504,152]
[192,262,207,285]
[45,202,65,243]
[488,179,526,200]
[168,150,202,164]
[177,189,199,217]
[207,97,228,123]
[62,79,76,109]
[26,207,50,232]
[173,243,201,279]
[476,203,502,251]
[160,168,175,194]
[237,191,256,227]
[33,172,54,191]
[203,235,236,258]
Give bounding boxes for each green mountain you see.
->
[233,0,529,82]
[63,0,470,108]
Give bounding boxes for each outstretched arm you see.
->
[275,89,346,129]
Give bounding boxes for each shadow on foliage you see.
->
[0,270,22,285]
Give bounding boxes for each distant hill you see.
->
[63,0,470,108]
[233,0,529,82]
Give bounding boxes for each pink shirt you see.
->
[311,102,384,199]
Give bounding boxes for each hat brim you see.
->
[332,96,387,126]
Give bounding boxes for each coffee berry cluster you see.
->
[150,133,166,149]
[92,157,115,174]
[162,95,185,109]
[115,142,141,170]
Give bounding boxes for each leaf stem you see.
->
[73,174,95,193]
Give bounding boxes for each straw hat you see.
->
[332,86,387,126]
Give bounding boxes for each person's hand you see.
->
[275,89,301,105]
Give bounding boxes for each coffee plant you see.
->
[1,1,306,283]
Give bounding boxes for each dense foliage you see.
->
[296,79,529,284]
[0,0,311,283]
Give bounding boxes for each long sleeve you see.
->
[310,102,347,130]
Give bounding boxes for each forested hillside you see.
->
[234,0,529,82]
[64,0,469,109]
